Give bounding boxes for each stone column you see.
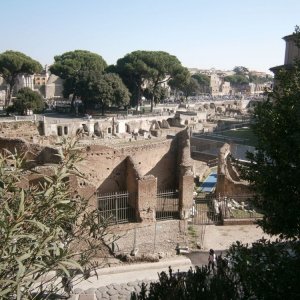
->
[87,120,94,136]
[179,165,194,220]
[137,175,157,222]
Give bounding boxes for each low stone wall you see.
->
[216,143,252,196]
[0,121,41,141]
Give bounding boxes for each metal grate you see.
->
[156,190,179,220]
[192,194,261,224]
[193,196,221,225]
[97,191,135,224]
[217,195,263,220]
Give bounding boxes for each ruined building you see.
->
[0,119,194,224]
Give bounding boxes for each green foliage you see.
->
[192,73,210,86]
[225,240,300,299]
[132,240,300,300]
[10,87,45,115]
[0,139,109,298]
[191,73,210,93]
[220,127,258,147]
[233,66,249,75]
[143,86,168,104]
[50,50,107,109]
[180,77,201,100]
[168,67,191,92]
[224,74,249,86]
[105,51,149,108]
[0,51,42,106]
[248,73,272,84]
[228,66,271,85]
[84,72,130,114]
[114,51,186,110]
[131,264,238,299]
[241,61,300,239]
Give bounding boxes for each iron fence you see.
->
[97,191,135,224]
[217,194,263,220]
[156,189,179,220]
[192,195,221,225]
[191,193,262,225]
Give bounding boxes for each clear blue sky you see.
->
[1,0,299,73]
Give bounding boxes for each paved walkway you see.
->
[71,279,153,299]
[69,256,192,299]
[67,224,276,299]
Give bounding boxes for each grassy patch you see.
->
[188,225,199,248]
[220,127,257,146]
[229,209,263,219]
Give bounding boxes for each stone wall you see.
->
[191,137,225,155]
[215,143,252,196]
[0,125,194,222]
[0,137,60,164]
[0,121,41,141]
[137,175,157,222]
[43,115,176,137]
[78,139,178,194]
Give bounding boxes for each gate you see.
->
[97,191,135,224]
[156,190,179,220]
[192,194,221,225]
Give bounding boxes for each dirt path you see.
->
[191,224,276,251]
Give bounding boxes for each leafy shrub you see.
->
[0,139,109,299]
[132,240,300,300]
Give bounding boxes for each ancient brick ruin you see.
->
[0,101,258,254]
[215,143,252,196]
[0,119,194,224]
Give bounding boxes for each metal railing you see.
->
[192,195,221,225]
[0,114,44,122]
[156,190,179,220]
[97,191,135,224]
[191,194,262,225]
[217,194,263,220]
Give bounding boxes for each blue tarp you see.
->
[200,171,217,193]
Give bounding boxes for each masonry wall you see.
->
[215,143,252,196]
[176,129,194,218]
[191,137,225,154]
[124,140,177,190]
[77,139,178,194]
[0,136,60,164]
[0,121,42,141]
[77,145,128,194]
[0,125,194,223]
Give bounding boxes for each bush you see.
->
[0,139,109,298]
[12,87,45,115]
[132,240,300,300]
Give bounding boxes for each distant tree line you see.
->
[0,49,192,114]
[224,66,272,86]
[0,49,272,116]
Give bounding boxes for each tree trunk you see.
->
[136,87,141,113]
[150,96,154,112]
[5,83,13,108]
[4,87,12,107]
[70,93,76,113]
